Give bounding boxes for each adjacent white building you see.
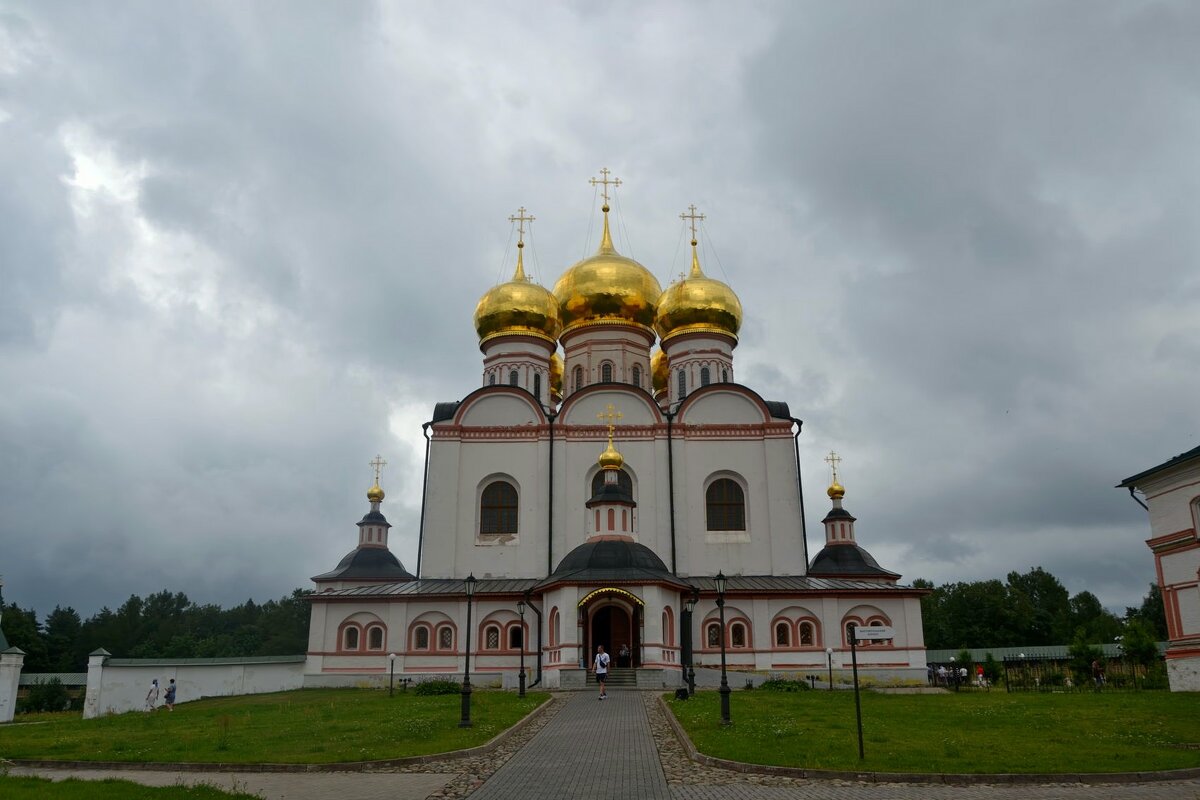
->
[306,177,928,687]
[1119,445,1200,691]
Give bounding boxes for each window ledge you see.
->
[705,530,750,544]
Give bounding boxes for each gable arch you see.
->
[450,385,548,427]
[675,383,775,425]
[556,384,664,427]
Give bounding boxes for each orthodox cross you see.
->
[369,454,388,484]
[824,450,842,484]
[680,204,705,243]
[597,403,623,445]
[589,167,622,206]
[508,206,535,246]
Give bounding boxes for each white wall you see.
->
[82,656,305,718]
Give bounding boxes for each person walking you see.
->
[164,678,177,711]
[592,645,610,700]
[144,679,160,711]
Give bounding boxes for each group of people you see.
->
[144,678,178,711]
[927,663,988,688]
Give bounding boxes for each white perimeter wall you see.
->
[83,657,305,718]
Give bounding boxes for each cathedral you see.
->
[305,172,927,687]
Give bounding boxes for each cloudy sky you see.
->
[2,1,1197,620]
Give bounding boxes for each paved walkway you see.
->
[12,689,1200,800]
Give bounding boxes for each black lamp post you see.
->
[826,646,833,691]
[459,573,477,728]
[715,570,731,726]
[684,587,698,696]
[517,595,527,699]
[388,652,397,697]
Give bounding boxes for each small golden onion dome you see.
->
[598,440,625,470]
[549,352,564,396]
[654,244,742,343]
[553,207,662,334]
[827,481,845,500]
[474,252,562,346]
[650,348,668,394]
[367,482,385,503]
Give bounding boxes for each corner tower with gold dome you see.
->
[306,170,927,690]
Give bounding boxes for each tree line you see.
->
[915,566,1167,649]
[1,589,312,673]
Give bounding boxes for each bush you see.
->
[413,679,462,696]
[21,678,70,713]
[758,677,810,692]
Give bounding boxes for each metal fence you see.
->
[1001,654,1155,693]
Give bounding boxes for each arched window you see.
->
[721,368,728,383]
[343,626,360,651]
[533,373,541,402]
[601,362,613,382]
[488,373,496,386]
[573,365,583,392]
[508,369,518,386]
[731,622,747,648]
[799,621,815,646]
[700,366,711,386]
[775,622,791,647]
[367,625,385,650]
[663,609,674,647]
[414,625,430,650]
[706,623,721,648]
[706,478,746,531]
[485,625,501,650]
[677,369,687,399]
[549,607,560,647]
[631,365,641,387]
[509,626,523,649]
[437,625,453,650]
[480,481,518,535]
[591,469,632,498]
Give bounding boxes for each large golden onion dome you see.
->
[598,439,625,471]
[827,481,845,500]
[553,206,662,334]
[654,237,742,343]
[474,241,562,347]
[367,481,385,503]
[650,348,668,394]
[549,352,563,397]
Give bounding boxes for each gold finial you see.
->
[824,451,845,499]
[508,206,535,281]
[590,168,622,253]
[368,454,387,503]
[597,403,623,446]
[680,204,707,278]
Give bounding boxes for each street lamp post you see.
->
[388,652,397,697]
[517,596,527,699]
[826,646,834,691]
[685,587,699,697]
[715,571,731,726]
[459,573,477,728]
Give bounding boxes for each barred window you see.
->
[533,373,541,401]
[799,622,815,646]
[438,626,453,650]
[414,626,430,650]
[485,626,501,650]
[343,627,359,651]
[706,623,721,648]
[775,622,790,647]
[367,625,384,650]
[677,369,686,399]
[700,366,711,386]
[508,370,518,386]
[601,362,613,382]
[480,481,518,535]
[731,623,747,648]
[706,478,746,531]
[573,366,584,392]
[631,365,641,387]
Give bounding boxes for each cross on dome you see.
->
[589,167,622,208]
[369,454,388,483]
[508,206,534,246]
[597,403,623,446]
[680,204,705,244]
[823,451,841,483]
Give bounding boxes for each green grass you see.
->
[0,776,259,799]
[0,688,548,765]
[667,689,1200,774]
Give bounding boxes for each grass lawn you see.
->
[667,689,1200,774]
[0,688,548,765]
[0,776,258,799]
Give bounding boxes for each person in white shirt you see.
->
[144,679,159,711]
[592,645,610,700]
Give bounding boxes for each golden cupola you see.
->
[552,174,662,334]
[650,348,668,394]
[473,221,561,347]
[549,352,564,397]
[654,210,742,344]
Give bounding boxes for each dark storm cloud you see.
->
[0,1,1193,620]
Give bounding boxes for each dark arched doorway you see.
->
[583,592,641,668]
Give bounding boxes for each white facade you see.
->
[307,191,927,686]
[1120,446,1200,691]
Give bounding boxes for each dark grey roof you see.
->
[357,509,391,527]
[808,543,899,579]
[538,538,689,589]
[763,400,792,420]
[586,482,635,506]
[683,575,916,592]
[1118,444,1200,488]
[312,546,415,582]
[312,578,541,599]
[432,401,462,423]
[821,507,856,522]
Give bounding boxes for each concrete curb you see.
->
[655,696,1200,786]
[9,694,556,774]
